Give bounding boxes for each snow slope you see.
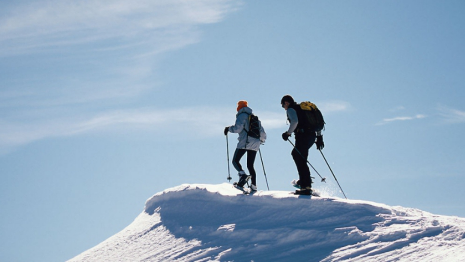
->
[68,184,465,262]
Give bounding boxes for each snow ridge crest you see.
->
[70,183,465,262]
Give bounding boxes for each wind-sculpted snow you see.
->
[69,184,465,262]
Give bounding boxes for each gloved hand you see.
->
[316,135,324,150]
[224,127,229,136]
[282,132,291,141]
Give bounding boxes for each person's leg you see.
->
[292,148,310,188]
[232,149,247,174]
[233,149,250,187]
[291,133,315,189]
[246,150,258,186]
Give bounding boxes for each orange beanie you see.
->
[237,100,248,111]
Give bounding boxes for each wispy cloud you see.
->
[0,0,242,156]
[0,0,240,56]
[389,106,406,112]
[437,106,465,123]
[376,105,465,126]
[0,106,273,155]
[0,100,351,155]
[318,101,352,114]
[0,107,201,154]
[257,111,288,130]
[376,114,427,126]
[0,0,241,107]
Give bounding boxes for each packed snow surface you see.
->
[69,184,465,262]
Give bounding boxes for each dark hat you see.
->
[281,95,294,105]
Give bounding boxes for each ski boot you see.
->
[291,179,301,189]
[250,184,258,192]
[234,171,250,188]
[294,186,312,196]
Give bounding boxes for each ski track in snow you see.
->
[68,183,465,262]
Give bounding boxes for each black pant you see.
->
[232,149,257,185]
[291,132,316,189]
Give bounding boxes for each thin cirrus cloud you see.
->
[0,106,240,154]
[0,0,242,154]
[319,101,351,114]
[377,114,427,125]
[0,101,351,155]
[0,107,227,155]
[437,106,465,123]
[376,105,465,126]
[0,0,241,56]
[0,2,353,155]
[0,0,242,106]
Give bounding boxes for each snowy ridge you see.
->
[69,184,465,262]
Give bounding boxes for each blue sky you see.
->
[1,1,464,261]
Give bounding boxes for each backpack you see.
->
[246,114,261,139]
[297,101,325,132]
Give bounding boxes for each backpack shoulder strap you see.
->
[237,112,251,131]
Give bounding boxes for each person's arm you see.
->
[286,108,298,134]
[229,113,247,133]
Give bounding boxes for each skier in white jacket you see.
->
[224,100,266,191]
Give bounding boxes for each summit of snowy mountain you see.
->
[68,184,465,262]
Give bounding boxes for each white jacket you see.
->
[228,107,266,151]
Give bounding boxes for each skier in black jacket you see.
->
[281,95,324,195]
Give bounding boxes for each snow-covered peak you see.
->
[69,184,465,262]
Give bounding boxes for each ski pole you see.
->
[287,140,326,183]
[226,133,232,182]
[319,150,347,199]
[258,149,270,190]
